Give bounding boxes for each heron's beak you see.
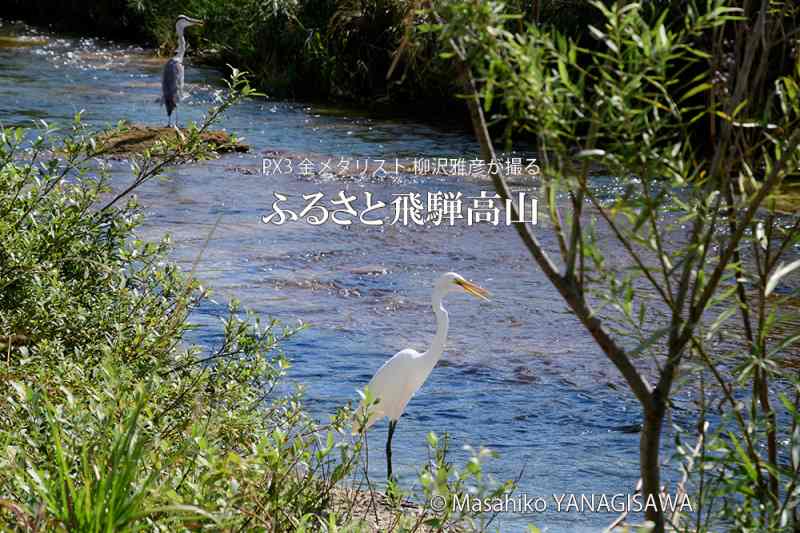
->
[456,279,490,301]
[190,18,204,26]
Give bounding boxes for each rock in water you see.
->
[97,124,249,156]
[0,36,48,48]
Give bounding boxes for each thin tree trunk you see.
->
[642,400,665,531]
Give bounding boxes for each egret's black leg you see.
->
[386,419,397,480]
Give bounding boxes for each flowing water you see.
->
[0,21,699,532]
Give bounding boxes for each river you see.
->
[0,20,686,532]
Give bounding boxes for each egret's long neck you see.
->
[427,290,449,363]
[175,26,187,60]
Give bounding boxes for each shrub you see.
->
[0,72,363,531]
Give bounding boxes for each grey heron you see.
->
[355,272,489,480]
[162,15,204,127]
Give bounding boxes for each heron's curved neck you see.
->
[427,291,449,363]
[175,26,187,60]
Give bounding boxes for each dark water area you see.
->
[0,19,752,532]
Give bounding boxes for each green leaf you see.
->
[766,259,800,296]
[629,327,670,358]
[768,333,800,359]
[727,432,758,482]
[681,82,712,101]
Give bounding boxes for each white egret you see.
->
[356,272,489,480]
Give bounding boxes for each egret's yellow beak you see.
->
[455,278,490,301]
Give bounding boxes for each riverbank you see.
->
[2,0,459,113]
